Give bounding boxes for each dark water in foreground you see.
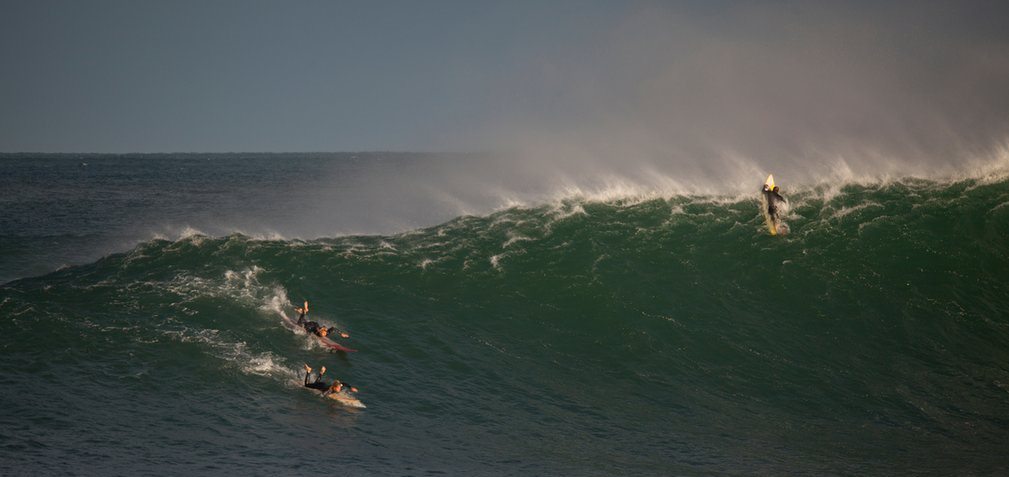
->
[2,155,1009,475]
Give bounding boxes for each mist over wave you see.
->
[458,2,1009,191]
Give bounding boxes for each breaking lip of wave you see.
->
[10,153,1005,287]
[454,140,1009,205]
[134,159,1008,249]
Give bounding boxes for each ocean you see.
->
[2,153,1008,476]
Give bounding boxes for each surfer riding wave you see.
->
[761,175,789,235]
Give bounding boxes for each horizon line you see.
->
[0,150,481,156]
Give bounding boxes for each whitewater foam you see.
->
[163,327,296,381]
[829,201,884,220]
[489,254,505,269]
[502,233,533,249]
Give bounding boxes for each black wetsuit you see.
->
[308,324,345,338]
[303,321,321,334]
[763,187,784,218]
[299,311,343,337]
[304,371,328,391]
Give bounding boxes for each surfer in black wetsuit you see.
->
[305,322,349,339]
[295,301,351,338]
[762,183,785,220]
[303,364,359,396]
[295,300,324,335]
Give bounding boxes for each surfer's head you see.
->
[318,327,329,337]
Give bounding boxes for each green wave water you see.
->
[3,175,1009,475]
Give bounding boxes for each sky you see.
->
[0,0,625,152]
[2,0,1009,183]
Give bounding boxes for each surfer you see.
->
[295,300,325,335]
[762,182,785,221]
[303,364,359,396]
[305,322,349,339]
[295,300,350,338]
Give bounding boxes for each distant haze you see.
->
[3,1,1009,191]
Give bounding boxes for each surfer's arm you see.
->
[329,327,350,338]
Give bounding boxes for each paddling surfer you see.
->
[295,300,350,338]
[303,364,358,396]
[295,300,325,335]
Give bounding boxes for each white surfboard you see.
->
[326,391,367,409]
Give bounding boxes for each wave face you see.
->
[3,167,1009,474]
